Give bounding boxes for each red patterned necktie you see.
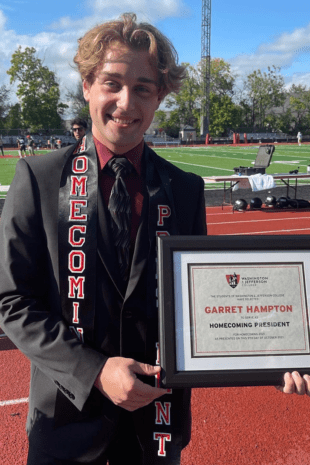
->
[107,157,134,280]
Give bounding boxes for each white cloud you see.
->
[0,9,7,29]
[259,23,310,55]
[49,0,189,31]
[285,72,310,88]
[0,1,189,99]
[0,10,82,96]
[229,22,310,88]
[0,1,189,117]
[87,0,186,20]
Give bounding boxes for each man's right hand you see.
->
[94,357,168,411]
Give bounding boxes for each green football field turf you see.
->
[154,144,310,189]
[0,151,46,185]
[1,144,310,189]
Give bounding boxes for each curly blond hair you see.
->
[74,13,186,97]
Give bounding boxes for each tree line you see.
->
[155,59,310,138]
[0,47,309,137]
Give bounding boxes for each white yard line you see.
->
[0,398,29,406]
[167,160,232,172]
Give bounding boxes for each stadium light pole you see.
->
[200,0,211,138]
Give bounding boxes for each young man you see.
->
[297,131,302,146]
[0,13,206,465]
[0,135,4,156]
[49,135,56,150]
[17,135,26,158]
[26,135,35,156]
[71,117,88,141]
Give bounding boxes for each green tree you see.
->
[209,94,242,136]
[200,59,240,136]
[276,107,293,135]
[0,85,11,128]
[242,66,286,130]
[165,63,201,133]
[199,58,235,97]
[7,46,67,131]
[288,84,310,134]
[154,109,180,138]
[66,81,90,124]
[4,103,23,131]
[162,59,239,137]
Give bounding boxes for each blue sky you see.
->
[0,0,309,115]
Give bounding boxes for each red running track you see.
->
[207,205,310,236]
[181,207,310,465]
[2,207,310,464]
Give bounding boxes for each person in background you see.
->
[26,135,35,156]
[49,135,56,150]
[71,117,88,141]
[17,135,26,158]
[0,135,4,156]
[297,131,302,146]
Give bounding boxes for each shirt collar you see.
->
[94,136,144,176]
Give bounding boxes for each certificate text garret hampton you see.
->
[205,305,293,313]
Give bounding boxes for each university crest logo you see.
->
[226,273,240,289]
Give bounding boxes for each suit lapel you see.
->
[124,146,179,302]
[124,193,149,301]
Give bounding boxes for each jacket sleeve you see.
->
[0,159,107,411]
[193,176,207,235]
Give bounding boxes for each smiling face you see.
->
[83,44,162,154]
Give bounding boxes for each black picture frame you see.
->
[157,235,310,388]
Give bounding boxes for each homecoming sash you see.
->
[58,133,98,343]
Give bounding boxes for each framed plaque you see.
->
[157,235,310,388]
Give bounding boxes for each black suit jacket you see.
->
[0,140,207,462]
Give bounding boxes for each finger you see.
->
[118,380,167,411]
[281,372,295,394]
[133,361,161,377]
[292,371,306,395]
[303,374,310,395]
[132,376,168,398]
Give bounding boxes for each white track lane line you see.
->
[0,398,29,406]
[217,228,310,235]
[208,216,310,225]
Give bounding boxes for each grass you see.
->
[153,143,310,189]
[1,144,310,189]
[0,151,46,185]
[0,157,19,185]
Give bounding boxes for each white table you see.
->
[0,186,10,199]
[203,174,310,206]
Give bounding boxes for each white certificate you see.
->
[188,263,309,357]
